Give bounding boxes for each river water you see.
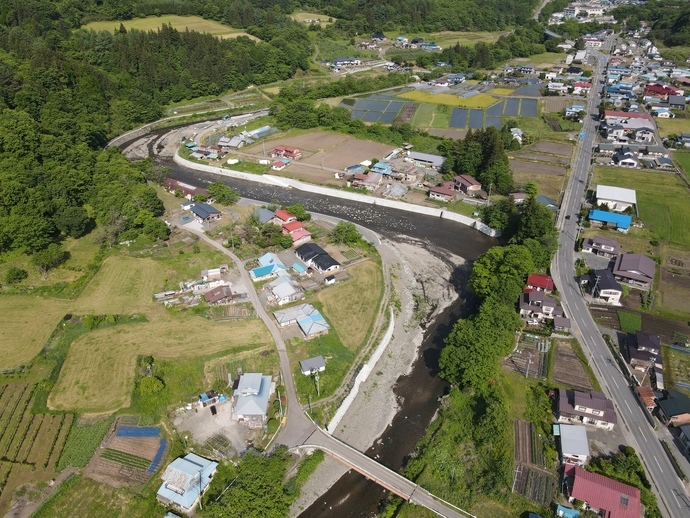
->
[154,152,495,516]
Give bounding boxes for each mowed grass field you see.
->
[656,118,690,138]
[675,151,690,176]
[289,12,335,27]
[82,15,256,39]
[0,297,70,368]
[318,260,383,351]
[49,315,271,414]
[398,90,497,108]
[490,87,515,95]
[594,167,690,248]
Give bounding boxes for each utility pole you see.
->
[487,183,493,207]
[525,352,534,379]
[591,274,601,300]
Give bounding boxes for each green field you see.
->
[58,418,114,470]
[82,15,256,39]
[100,448,150,470]
[674,151,690,176]
[618,311,642,333]
[398,90,497,108]
[656,118,690,138]
[594,167,690,249]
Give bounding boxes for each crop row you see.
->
[101,449,150,470]
[0,385,29,438]
[0,461,12,500]
[58,417,114,470]
[16,415,45,464]
[0,386,36,461]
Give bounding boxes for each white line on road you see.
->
[625,400,631,412]
[611,376,619,388]
[655,456,662,470]
[672,490,682,508]
[638,426,647,442]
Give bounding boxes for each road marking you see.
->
[638,426,647,441]
[672,490,682,508]
[611,376,619,388]
[625,401,631,412]
[654,456,662,470]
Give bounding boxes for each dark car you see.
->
[210,405,217,416]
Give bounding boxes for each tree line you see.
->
[612,0,690,47]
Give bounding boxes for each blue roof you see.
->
[556,505,580,518]
[250,264,280,279]
[157,453,218,510]
[117,426,160,438]
[293,262,308,273]
[258,252,284,268]
[234,373,272,417]
[371,162,393,174]
[589,210,631,229]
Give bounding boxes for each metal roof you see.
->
[559,424,590,457]
[596,185,637,205]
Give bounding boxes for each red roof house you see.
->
[274,210,296,224]
[453,175,482,194]
[282,220,304,234]
[567,466,641,518]
[271,161,286,171]
[273,145,302,159]
[290,228,312,245]
[526,273,555,292]
[603,111,651,120]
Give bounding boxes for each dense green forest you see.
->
[612,0,690,47]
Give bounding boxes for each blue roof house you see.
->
[233,373,273,428]
[156,453,218,512]
[371,162,393,175]
[250,253,286,281]
[588,210,631,233]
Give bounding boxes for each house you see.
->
[588,210,631,233]
[250,254,286,281]
[657,390,690,427]
[156,454,218,512]
[614,150,638,167]
[537,195,558,211]
[233,373,273,428]
[204,285,234,305]
[290,228,312,246]
[271,145,302,159]
[300,356,326,375]
[558,389,617,430]
[669,95,686,109]
[428,183,456,202]
[583,269,623,305]
[352,172,383,191]
[333,57,361,67]
[628,331,662,372]
[453,175,482,195]
[273,303,330,339]
[518,65,535,75]
[201,265,228,281]
[556,424,590,466]
[596,185,637,213]
[267,275,305,305]
[371,162,393,175]
[573,82,592,95]
[526,273,555,292]
[633,128,654,143]
[162,178,209,200]
[581,236,620,258]
[254,208,275,224]
[554,316,571,331]
[582,38,603,48]
[519,290,563,321]
[510,128,523,144]
[295,243,340,273]
[191,203,222,223]
[273,210,296,225]
[282,220,304,235]
[680,425,690,453]
[548,82,569,94]
[612,253,656,290]
[605,125,625,140]
[636,386,657,412]
[510,192,526,205]
[407,151,445,169]
[271,161,286,171]
[566,466,641,518]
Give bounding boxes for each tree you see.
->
[30,244,68,279]
[54,206,92,238]
[330,221,361,245]
[193,194,208,203]
[207,181,240,205]
[286,203,311,221]
[5,267,28,284]
[515,194,558,243]
[139,376,165,396]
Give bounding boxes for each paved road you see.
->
[185,226,472,517]
[552,38,690,517]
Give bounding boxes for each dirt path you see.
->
[4,468,76,518]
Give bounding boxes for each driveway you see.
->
[173,401,249,454]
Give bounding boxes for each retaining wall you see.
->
[173,153,501,237]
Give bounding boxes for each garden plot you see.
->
[510,159,566,176]
[530,141,573,157]
[553,341,593,392]
[259,132,348,153]
[513,419,556,507]
[503,336,547,379]
[543,98,572,113]
[512,152,570,165]
[302,138,393,170]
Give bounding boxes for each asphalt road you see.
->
[552,39,690,517]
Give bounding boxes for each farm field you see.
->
[529,141,573,156]
[675,151,690,176]
[300,137,393,170]
[552,341,594,392]
[656,118,690,138]
[593,167,690,249]
[618,311,642,333]
[509,159,566,176]
[491,87,515,95]
[424,30,507,48]
[513,171,565,203]
[49,316,271,414]
[0,296,70,369]
[512,152,570,165]
[398,90,496,108]
[82,15,256,39]
[519,52,567,67]
[318,260,383,351]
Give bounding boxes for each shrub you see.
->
[5,267,28,284]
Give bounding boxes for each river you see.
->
[155,155,494,516]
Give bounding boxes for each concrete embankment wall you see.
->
[173,153,501,237]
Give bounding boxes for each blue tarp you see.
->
[147,438,167,473]
[117,426,160,438]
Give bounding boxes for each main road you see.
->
[552,37,690,517]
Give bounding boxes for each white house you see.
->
[156,454,218,512]
[557,424,590,466]
[596,185,636,212]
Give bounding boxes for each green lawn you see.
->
[675,151,690,177]
[618,311,642,334]
[594,167,690,249]
[656,118,690,138]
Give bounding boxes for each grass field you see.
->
[513,171,566,202]
[594,167,690,249]
[49,316,271,414]
[398,90,497,108]
[83,15,255,39]
[431,104,454,128]
[318,260,383,351]
[675,152,690,177]
[289,12,335,27]
[618,311,642,333]
[656,118,690,138]
[491,87,515,95]
[0,297,70,369]
[411,103,435,127]
[520,52,567,67]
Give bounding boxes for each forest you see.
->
[611,0,690,47]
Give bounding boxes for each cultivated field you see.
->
[82,15,256,39]
[428,128,468,140]
[0,297,70,369]
[512,152,570,165]
[594,167,690,249]
[302,137,394,170]
[542,98,572,113]
[271,163,343,186]
[512,172,564,202]
[553,341,593,392]
[656,118,690,138]
[318,260,383,350]
[529,141,573,156]
[490,87,515,95]
[510,159,566,176]
[425,30,507,48]
[49,317,271,414]
[257,131,348,153]
[675,152,690,176]
[397,90,497,108]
